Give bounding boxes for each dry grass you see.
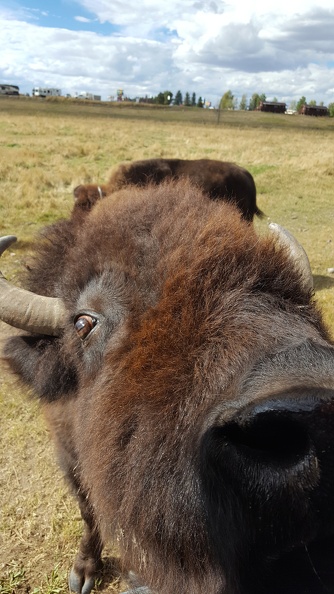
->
[0,97,333,593]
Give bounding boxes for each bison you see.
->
[1,179,334,594]
[73,157,262,222]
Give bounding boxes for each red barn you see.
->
[300,104,329,116]
[258,101,286,113]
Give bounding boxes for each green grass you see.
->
[0,563,26,594]
[0,96,333,593]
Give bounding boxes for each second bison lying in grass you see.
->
[73,157,262,222]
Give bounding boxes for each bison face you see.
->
[200,340,334,594]
[2,179,334,594]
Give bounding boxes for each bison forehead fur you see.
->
[4,179,334,594]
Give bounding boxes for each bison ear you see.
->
[269,223,313,293]
[73,185,106,209]
[4,335,78,401]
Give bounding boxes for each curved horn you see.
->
[269,223,313,293]
[0,236,66,336]
[0,235,18,253]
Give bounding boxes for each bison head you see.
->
[1,179,334,594]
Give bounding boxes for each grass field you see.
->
[0,96,333,593]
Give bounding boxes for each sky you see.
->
[1,0,334,106]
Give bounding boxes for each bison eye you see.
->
[74,314,97,340]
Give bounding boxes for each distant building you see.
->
[0,84,19,95]
[257,101,286,113]
[300,104,329,117]
[32,87,61,97]
[76,92,101,101]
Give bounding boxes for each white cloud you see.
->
[74,16,92,23]
[0,0,334,105]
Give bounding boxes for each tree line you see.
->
[219,90,334,115]
[138,88,334,115]
[150,90,205,107]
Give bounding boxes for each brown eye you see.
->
[74,315,97,340]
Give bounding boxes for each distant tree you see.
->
[163,91,173,105]
[296,96,307,112]
[309,99,317,106]
[197,96,204,108]
[219,90,235,110]
[288,100,297,111]
[319,101,324,106]
[191,92,196,106]
[259,93,266,103]
[184,92,191,106]
[239,94,248,110]
[249,93,261,110]
[154,92,165,105]
[272,97,278,102]
[174,90,183,105]
[328,102,334,117]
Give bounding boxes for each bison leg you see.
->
[69,494,103,594]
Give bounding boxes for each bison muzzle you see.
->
[1,179,334,594]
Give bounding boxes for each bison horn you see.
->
[269,223,313,293]
[0,236,66,336]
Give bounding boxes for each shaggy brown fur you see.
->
[3,179,334,594]
[72,157,262,223]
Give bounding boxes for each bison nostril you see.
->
[222,413,311,466]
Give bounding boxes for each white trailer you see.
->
[32,87,61,97]
[76,92,101,101]
[0,84,19,95]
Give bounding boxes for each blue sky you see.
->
[11,0,120,34]
[1,0,334,105]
